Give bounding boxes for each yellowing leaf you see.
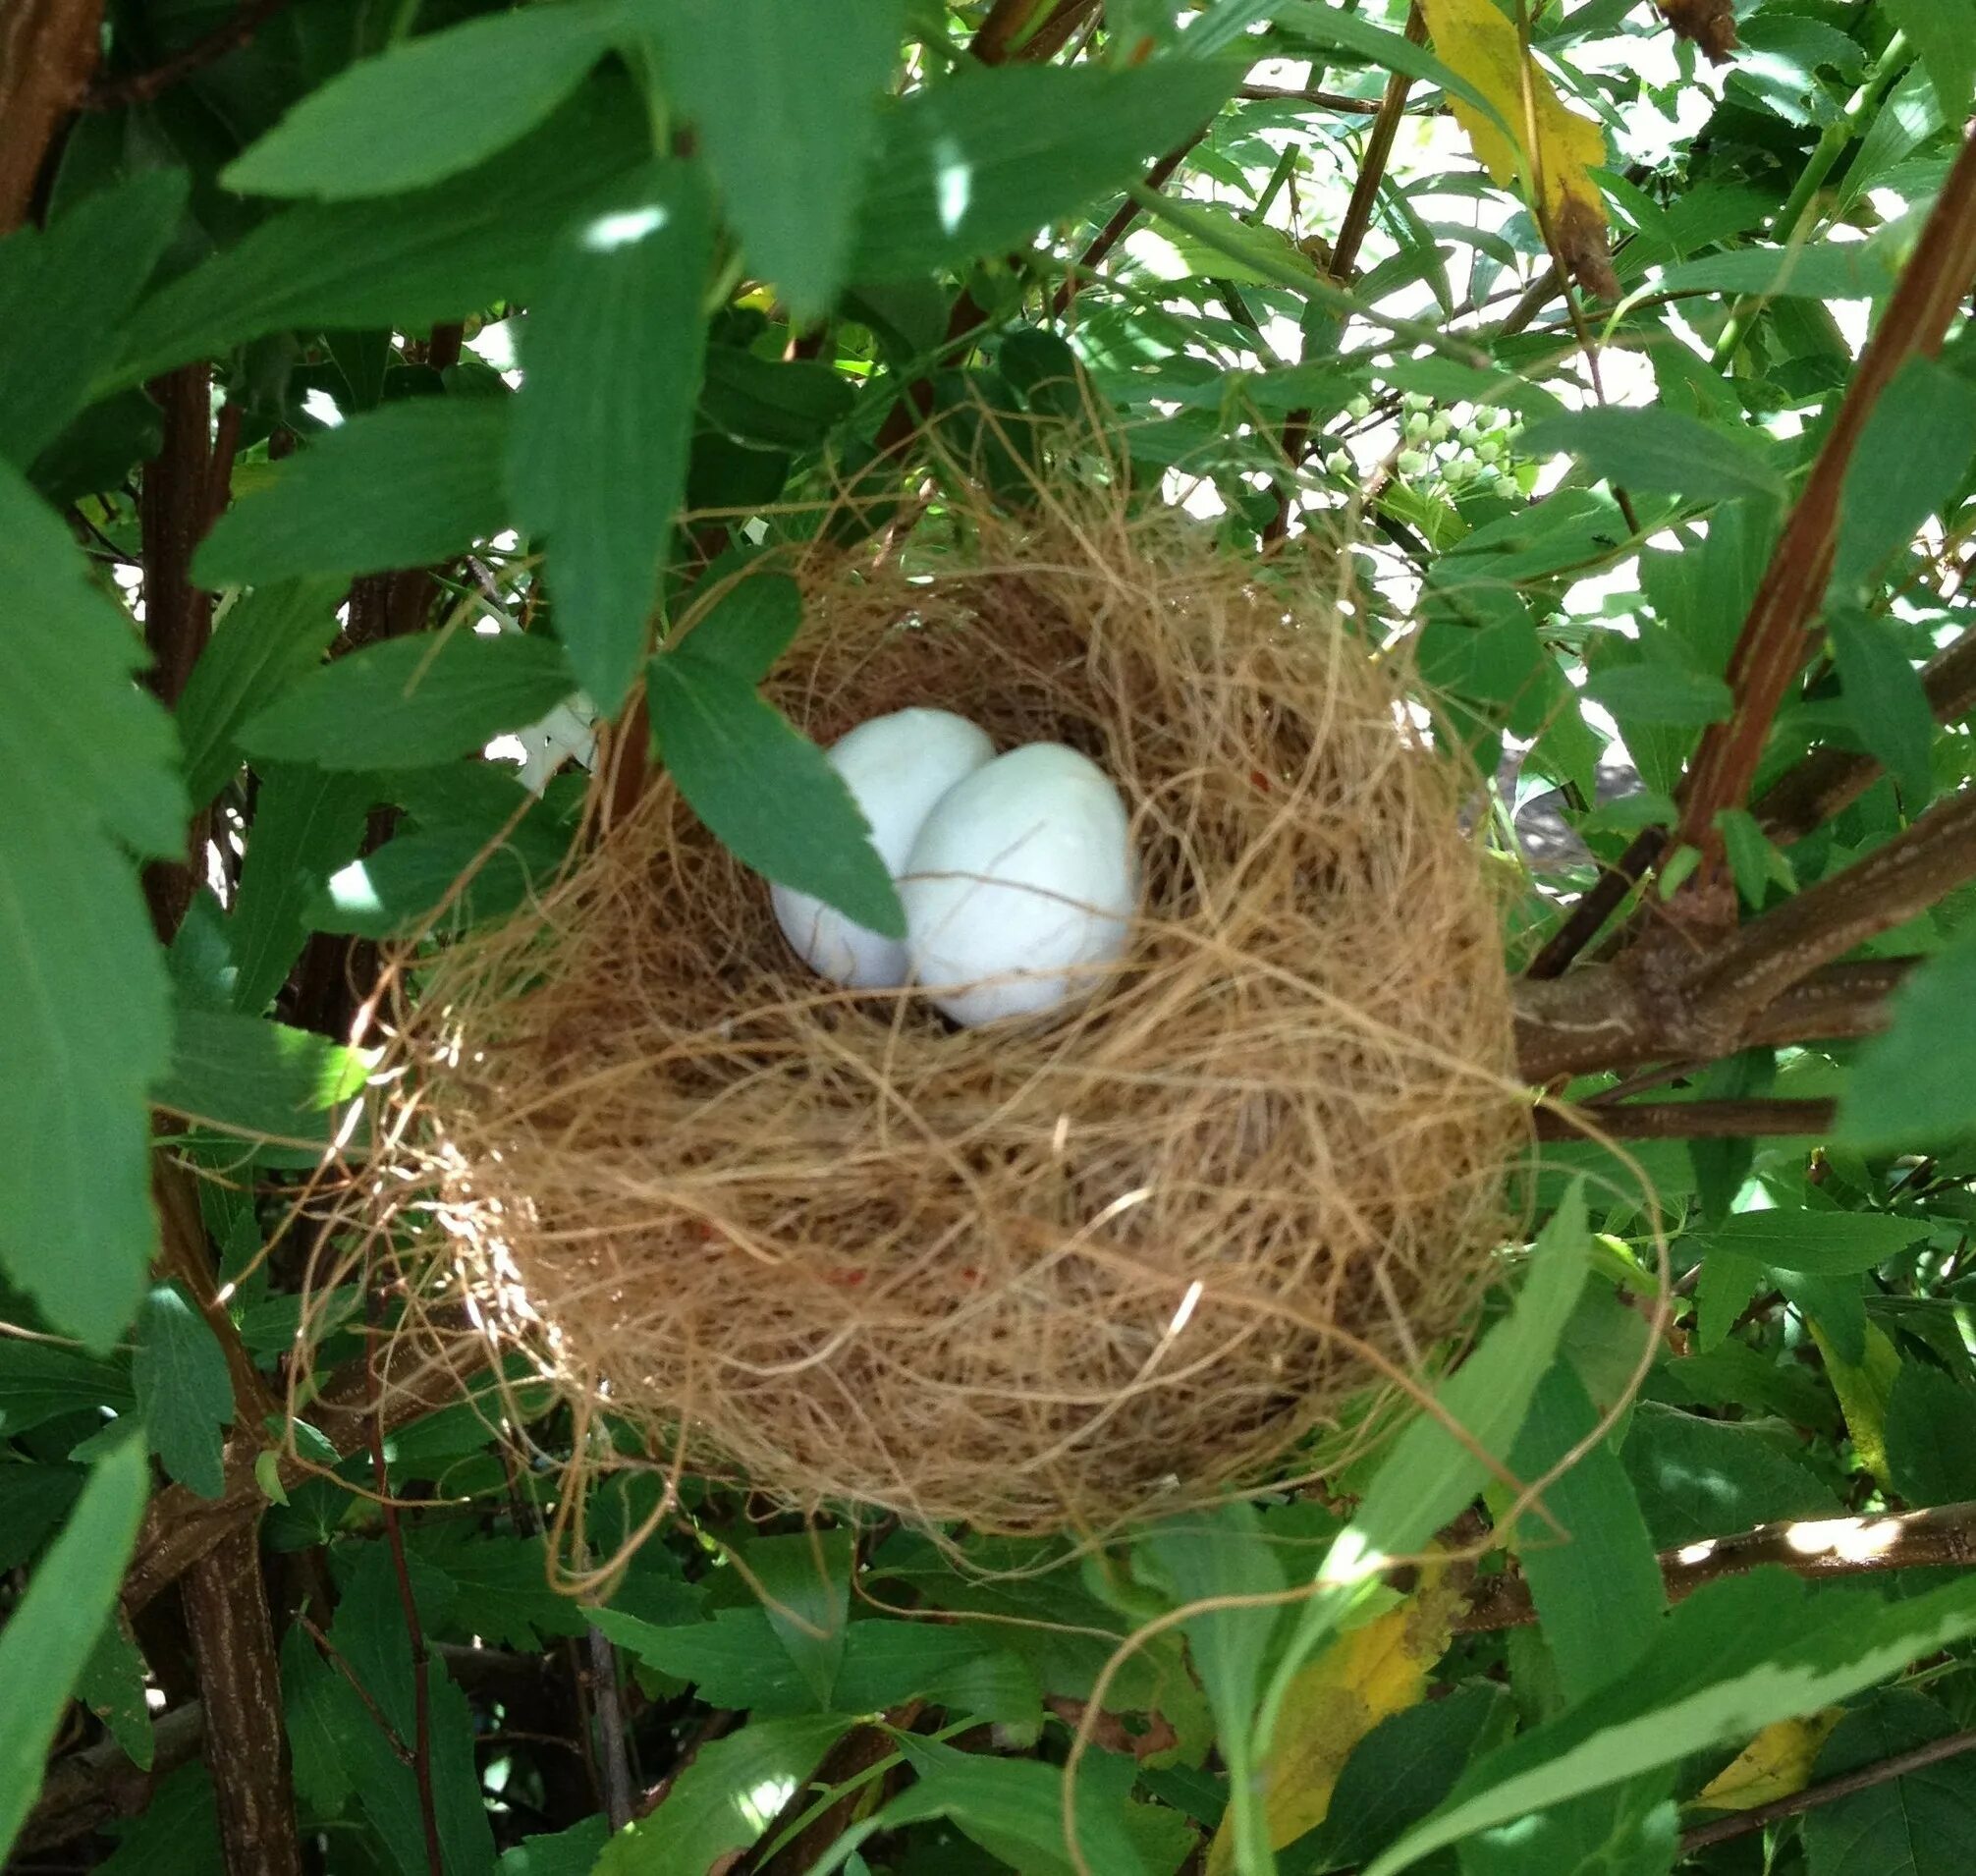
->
[1692,1708,1844,1811]
[1419,0,1618,298]
[1810,1319,1902,1488]
[1206,1568,1466,1875]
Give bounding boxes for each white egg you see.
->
[773,708,996,988]
[902,743,1136,1027]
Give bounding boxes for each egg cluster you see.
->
[771,708,1137,1027]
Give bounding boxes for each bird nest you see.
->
[375,498,1529,1537]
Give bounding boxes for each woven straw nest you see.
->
[387,497,1529,1537]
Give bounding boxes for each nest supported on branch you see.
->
[372,494,1529,1538]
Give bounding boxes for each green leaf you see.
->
[509,159,712,713]
[593,1713,853,1875]
[1803,1688,1976,1876]
[313,804,576,940]
[1285,1684,1512,1875]
[1704,1208,1930,1276]
[322,1544,497,1876]
[227,765,373,1012]
[851,61,1240,279]
[196,397,511,588]
[76,1614,154,1770]
[113,79,647,387]
[133,1283,235,1500]
[634,0,904,322]
[240,630,576,771]
[745,1528,853,1713]
[1654,243,1896,301]
[1882,0,1976,117]
[1885,1364,1976,1507]
[1278,5,1509,132]
[1456,1779,1677,1876]
[1621,1405,1838,1548]
[156,1005,371,1140]
[680,569,803,684]
[226,6,613,201]
[1506,1362,1664,1705]
[280,1622,356,1817]
[405,1528,587,1653]
[0,1464,84,1569]
[1364,1570,1976,1876]
[0,1343,135,1435]
[499,1816,612,1876]
[0,169,186,467]
[646,644,903,937]
[1694,1247,1764,1352]
[0,466,179,1352]
[823,1737,1153,1876]
[94,1761,221,1876]
[1839,928,1976,1151]
[0,1436,148,1864]
[1835,358,1976,595]
[1580,663,1733,727]
[1829,608,1936,805]
[700,351,857,449]
[1522,408,1784,504]
[1355,1182,1593,1560]
[176,579,346,809]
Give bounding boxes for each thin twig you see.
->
[1051,129,1211,319]
[1524,827,1669,980]
[86,0,287,108]
[298,1616,414,1767]
[1533,1096,1836,1140]
[1459,1499,1976,1633]
[587,1621,634,1832]
[1680,1728,1976,1851]
[1238,83,1381,111]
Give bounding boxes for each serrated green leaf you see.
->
[646,645,903,937]
[1364,1570,1976,1876]
[1581,662,1733,727]
[1802,1688,1976,1876]
[0,169,187,468]
[93,1760,221,1876]
[176,579,346,809]
[1694,1247,1764,1352]
[226,6,613,201]
[593,1713,853,1875]
[76,1614,153,1770]
[196,397,511,588]
[1838,928,1976,1151]
[700,351,857,450]
[1653,244,1896,301]
[1506,1362,1663,1705]
[499,1815,612,1876]
[1882,0,1976,118]
[1834,358,1976,597]
[1886,1364,1976,1507]
[0,466,179,1352]
[680,569,802,684]
[227,765,373,1012]
[240,630,576,771]
[133,1283,235,1500]
[1704,1208,1930,1276]
[0,1437,148,1864]
[156,1005,371,1141]
[1622,1404,1838,1548]
[745,1528,853,1712]
[1523,408,1784,505]
[1830,610,1934,807]
[112,80,649,387]
[851,62,1240,279]
[0,1343,135,1435]
[509,159,711,712]
[634,0,903,322]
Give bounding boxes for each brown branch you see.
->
[1265,5,1424,547]
[971,0,1053,64]
[1514,954,1917,1085]
[1238,83,1380,112]
[1691,788,1976,1030]
[124,1343,482,1620]
[1524,827,1670,980]
[1050,129,1210,319]
[86,0,288,109]
[1456,1499,1976,1633]
[15,1700,206,1853]
[1681,1728,1976,1852]
[365,1319,444,1876]
[182,1525,303,1876]
[1534,1097,1836,1141]
[1756,625,1976,846]
[1674,122,1976,864]
[587,1622,634,1832]
[0,0,104,230]
[746,1704,925,1874]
